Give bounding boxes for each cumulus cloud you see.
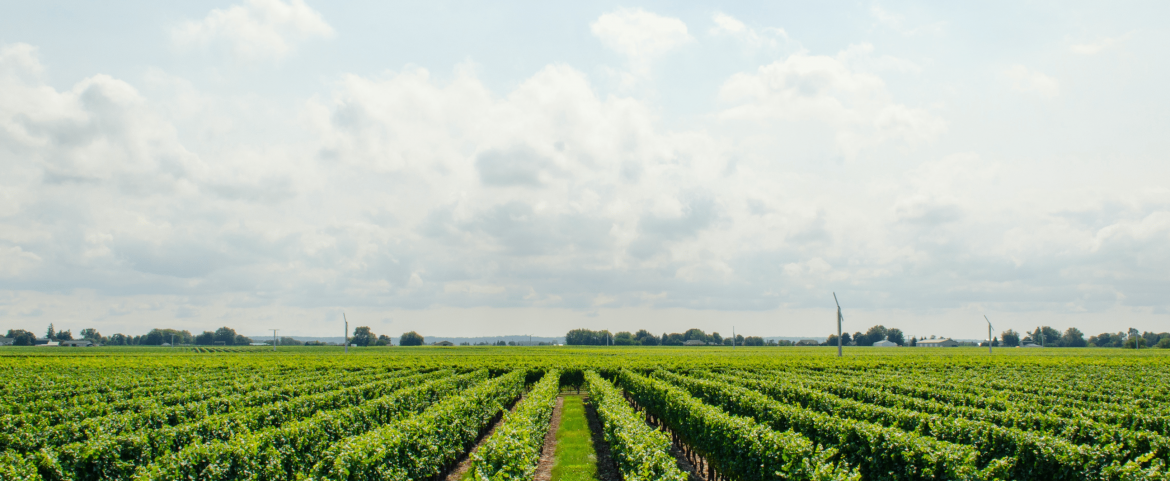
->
[172,0,333,61]
[3,7,1169,339]
[716,45,944,156]
[1070,33,1132,55]
[591,8,691,58]
[591,8,691,87]
[1005,65,1060,99]
[709,13,787,51]
[870,4,946,36]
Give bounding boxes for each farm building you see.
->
[58,340,93,347]
[0,338,13,346]
[872,340,898,347]
[917,338,958,347]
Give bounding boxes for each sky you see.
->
[1,1,1168,340]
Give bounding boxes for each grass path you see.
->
[550,395,598,481]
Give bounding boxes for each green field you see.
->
[1,346,1168,480]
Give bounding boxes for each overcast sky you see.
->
[2,1,1168,340]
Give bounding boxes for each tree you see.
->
[213,327,238,345]
[194,331,215,345]
[400,331,424,346]
[852,331,863,346]
[743,336,765,346]
[633,329,659,346]
[108,333,129,346]
[886,328,905,346]
[351,326,376,347]
[140,329,192,346]
[566,329,612,346]
[858,325,888,346]
[80,328,105,344]
[1000,330,1020,347]
[1029,326,1060,346]
[376,334,393,346]
[233,334,252,346]
[840,332,852,346]
[142,329,166,346]
[663,333,685,346]
[1088,332,1124,347]
[909,336,917,347]
[1061,327,1086,347]
[55,329,72,341]
[6,329,35,346]
[683,329,708,343]
[46,323,55,340]
[613,331,636,345]
[1158,338,1170,349]
[823,334,839,347]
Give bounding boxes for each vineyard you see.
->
[1,347,1168,480]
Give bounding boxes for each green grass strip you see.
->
[550,395,598,481]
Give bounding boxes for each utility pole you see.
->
[834,293,844,358]
[270,329,279,352]
[344,313,349,354]
[1037,326,1044,347]
[732,326,736,348]
[984,316,992,355]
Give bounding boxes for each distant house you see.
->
[917,338,958,347]
[59,340,92,347]
[0,338,13,346]
[872,340,898,347]
[35,339,59,347]
[1021,343,1042,348]
[683,340,706,346]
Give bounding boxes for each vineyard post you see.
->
[732,326,735,348]
[344,313,349,354]
[270,328,279,352]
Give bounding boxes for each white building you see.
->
[872,340,897,347]
[917,338,958,347]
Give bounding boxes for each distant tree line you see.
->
[3,324,247,346]
[565,328,788,346]
[824,325,906,346]
[818,324,1170,349]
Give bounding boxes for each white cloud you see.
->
[716,46,944,156]
[709,13,787,51]
[1070,33,1132,55]
[172,0,333,61]
[870,4,946,36]
[1005,65,1060,98]
[591,8,691,88]
[591,8,691,58]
